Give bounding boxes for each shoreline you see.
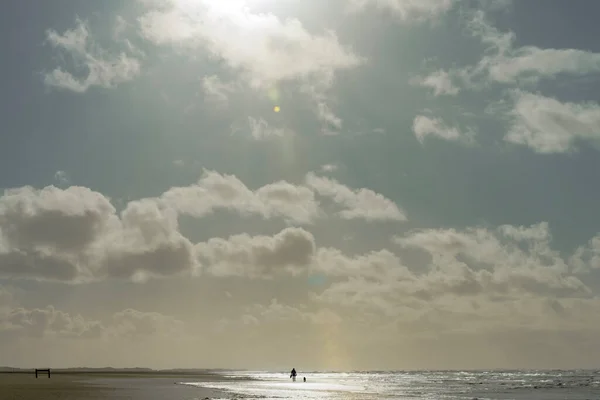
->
[0,371,235,400]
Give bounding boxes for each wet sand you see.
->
[0,371,228,400]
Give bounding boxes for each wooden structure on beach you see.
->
[35,368,50,378]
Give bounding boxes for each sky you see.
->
[2,0,600,371]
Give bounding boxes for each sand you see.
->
[0,372,228,400]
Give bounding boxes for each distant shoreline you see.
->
[0,370,237,400]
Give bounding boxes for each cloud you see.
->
[53,170,70,186]
[504,91,600,153]
[248,117,290,140]
[110,309,185,338]
[162,170,403,224]
[320,164,338,173]
[137,0,359,134]
[138,0,362,88]
[0,286,14,311]
[0,185,116,252]
[195,227,316,278]
[0,191,184,283]
[395,223,587,298]
[0,304,183,341]
[412,115,474,144]
[0,171,406,283]
[415,11,600,96]
[1,306,104,339]
[348,0,456,21]
[305,173,405,222]
[570,235,600,273]
[44,19,141,92]
[161,170,320,224]
[468,10,600,84]
[317,102,343,134]
[310,222,593,335]
[217,299,342,332]
[202,75,236,106]
[410,70,460,96]
[299,83,345,135]
[0,186,192,283]
[113,15,128,39]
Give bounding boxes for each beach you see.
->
[0,371,228,400]
[4,369,600,399]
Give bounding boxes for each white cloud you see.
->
[305,173,406,222]
[300,83,345,135]
[415,11,600,96]
[162,170,402,225]
[411,70,460,96]
[470,11,600,84]
[570,235,600,273]
[138,0,362,88]
[505,91,600,153]
[317,102,343,134]
[412,115,473,143]
[320,164,338,173]
[348,0,456,21]
[498,221,551,242]
[161,169,320,224]
[113,15,128,39]
[195,227,316,278]
[54,170,69,186]
[44,19,141,92]
[138,0,360,134]
[248,117,290,140]
[202,75,236,106]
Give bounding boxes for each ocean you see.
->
[182,370,600,399]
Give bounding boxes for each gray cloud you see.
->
[311,223,592,331]
[0,171,405,283]
[110,309,185,338]
[0,304,184,342]
[216,299,342,333]
[1,306,104,339]
[0,185,116,251]
[196,227,316,278]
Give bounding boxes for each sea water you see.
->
[183,370,600,399]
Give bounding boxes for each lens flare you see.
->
[273,106,281,112]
